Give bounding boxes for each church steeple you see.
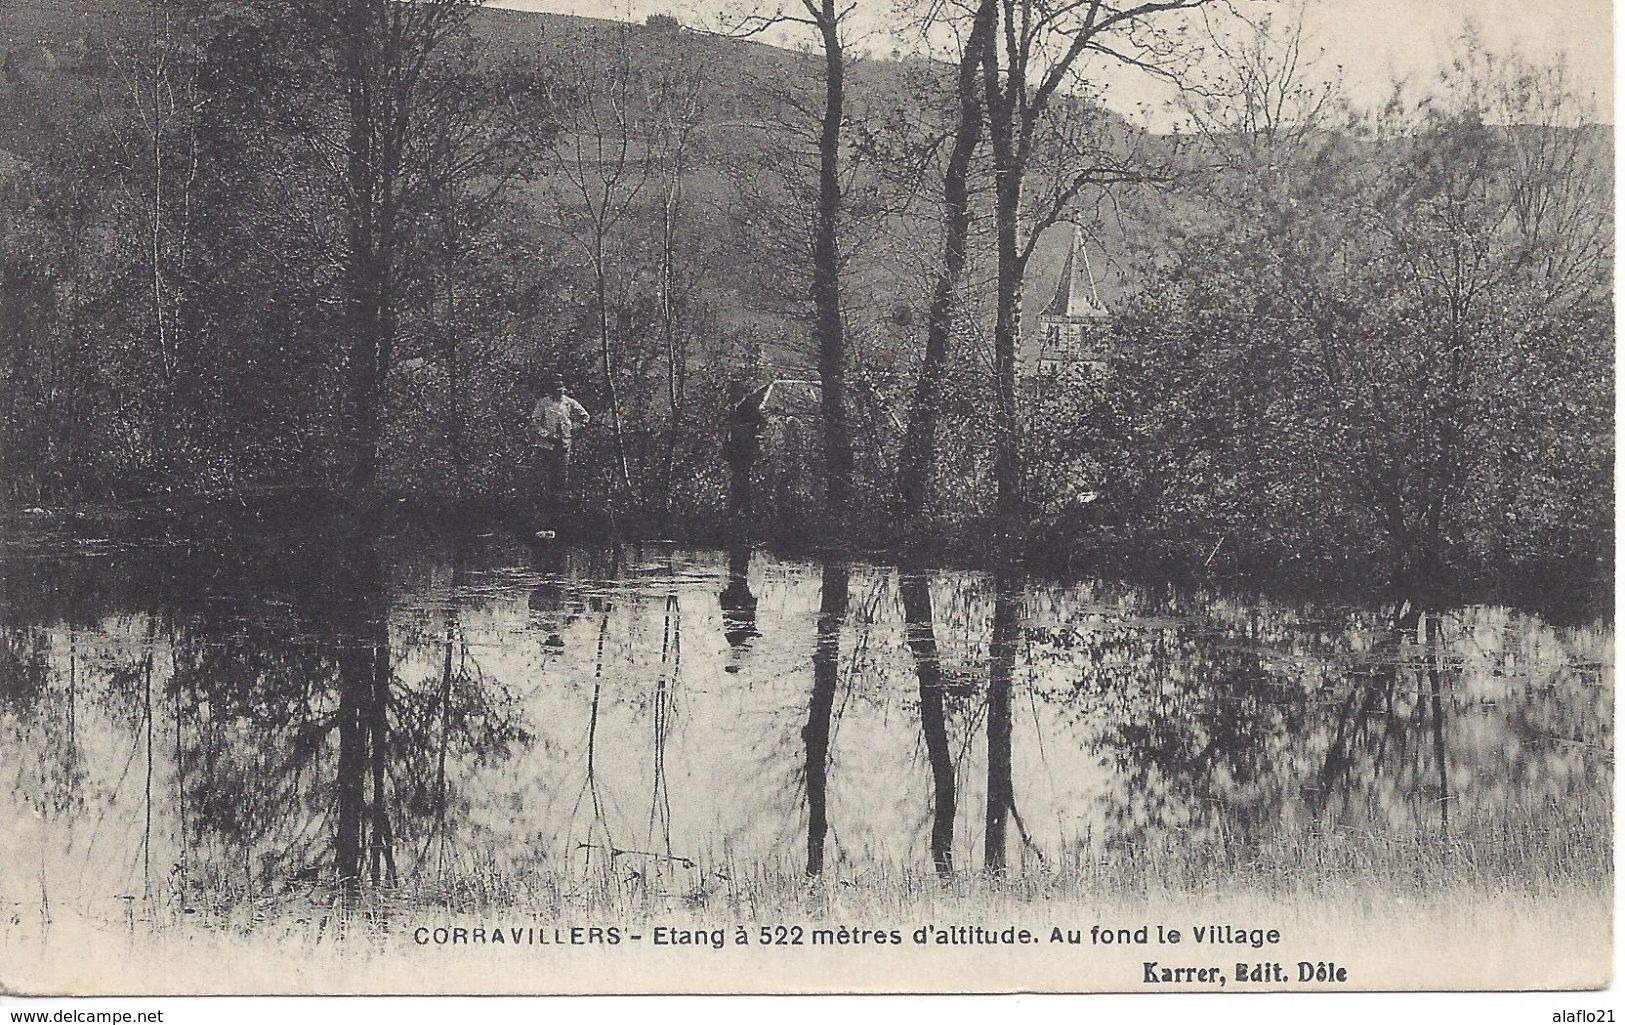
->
[1032,224,1112,373]
[1042,225,1108,321]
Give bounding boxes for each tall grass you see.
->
[4,797,1610,994]
[75,792,1603,947]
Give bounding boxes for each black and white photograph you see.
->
[0,0,1613,999]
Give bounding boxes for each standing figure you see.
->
[531,375,591,521]
[724,380,774,521]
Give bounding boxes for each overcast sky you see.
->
[487,0,1614,127]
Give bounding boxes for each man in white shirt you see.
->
[532,375,590,497]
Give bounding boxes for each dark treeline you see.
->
[0,0,1612,606]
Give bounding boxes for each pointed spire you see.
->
[1066,226,1108,318]
[1041,235,1075,318]
[1041,224,1109,320]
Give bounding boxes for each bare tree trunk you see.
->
[897,0,995,524]
[340,3,388,496]
[656,136,688,515]
[446,306,465,500]
[808,1,853,526]
[546,29,655,504]
[343,261,392,495]
[121,1,199,480]
[329,0,472,499]
[593,243,635,496]
[438,196,467,502]
[981,37,1024,520]
[966,0,1225,521]
[145,3,172,390]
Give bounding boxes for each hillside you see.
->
[4,0,1606,374]
[0,0,978,374]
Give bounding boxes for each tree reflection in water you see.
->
[803,561,848,877]
[647,591,681,863]
[331,539,390,891]
[0,541,1608,916]
[0,533,531,910]
[1425,611,1451,834]
[1305,602,1456,837]
[984,574,1017,873]
[719,540,759,656]
[900,572,954,878]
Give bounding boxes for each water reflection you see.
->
[802,562,850,876]
[0,539,1610,916]
[1426,613,1451,832]
[900,572,954,877]
[4,533,533,910]
[985,574,1017,873]
[1298,605,1460,837]
[719,540,759,655]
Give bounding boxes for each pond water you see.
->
[0,533,1612,919]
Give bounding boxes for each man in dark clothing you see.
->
[724,380,774,520]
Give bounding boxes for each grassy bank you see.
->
[3,798,1609,994]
